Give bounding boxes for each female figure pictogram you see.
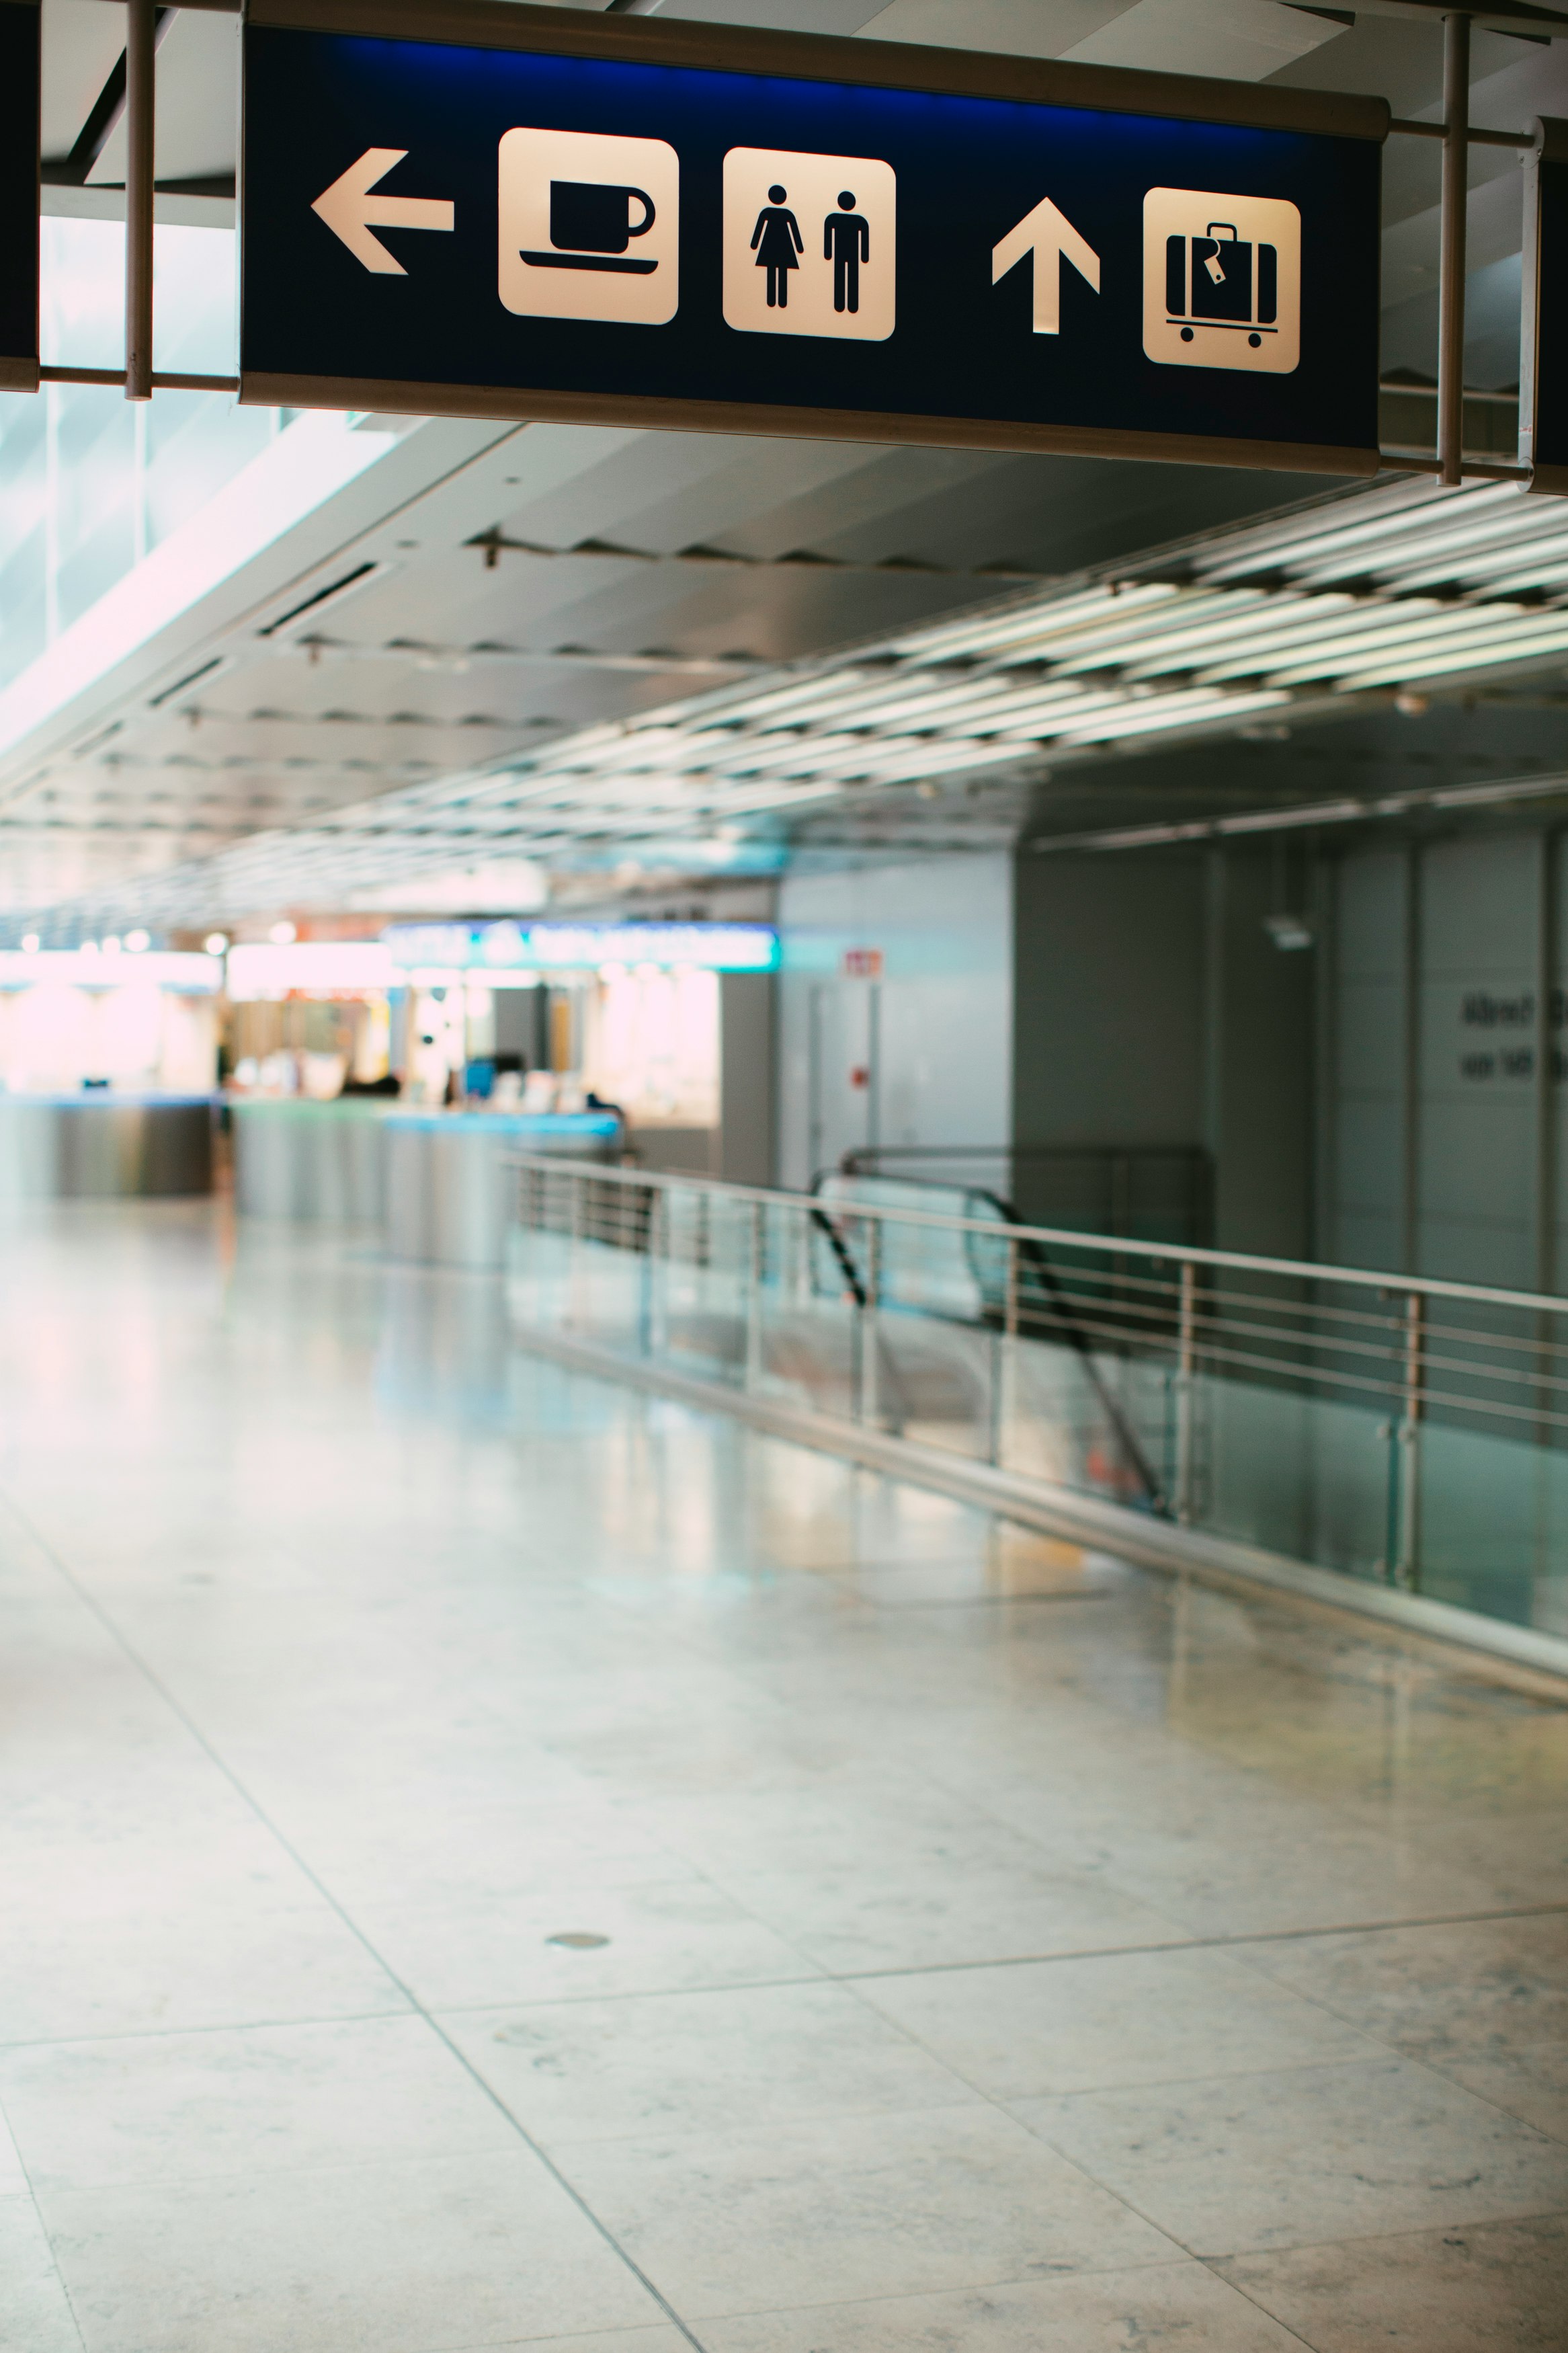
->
[751,185,803,307]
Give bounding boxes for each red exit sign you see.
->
[840,947,884,980]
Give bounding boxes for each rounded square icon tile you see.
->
[499,128,679,325]
[723,147,895,342]
[1142,187,1300,376]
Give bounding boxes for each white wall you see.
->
[776,854,1013,1188]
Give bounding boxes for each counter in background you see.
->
[230,1096,393,1224]
[0,1093,215,1199]
[386,1110,620,1269]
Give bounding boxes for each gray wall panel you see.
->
[1419,1096,1534,1225]
[1337,977,1405,1093]
[1334,1094,1403,1218]
[1328,828,1560,1291]
[1336,850,1407,978]
[1013,854,1205,1150]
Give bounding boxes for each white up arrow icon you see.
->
[312,149,456,275]
[991,197,1100,335]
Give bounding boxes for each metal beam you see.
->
[1438,11,1471,486]
[124,0,155,401]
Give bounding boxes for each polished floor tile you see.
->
[857,1945,1381,2100]
[1440,2042,1568,2141]
[443,1981,971,2147]
[1,1204,1566,2350]
[1016,2056,1568,2256]
[38,2149,665,2353]
[699,2260,1307,2350]
[0,2194,83,2353]
[545,2103,1181,2317]
[1238,1914,1568,2066]
[0,2016,516,2195]
[718,1851,1186,1975]
[1215,2212,1568,2350]
[362,1876,817,2013]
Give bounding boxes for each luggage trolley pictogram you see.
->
[1143,188,1301,376]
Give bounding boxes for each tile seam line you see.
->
[1194,2255,1327,2352]
[417,1892,1568,2018]
[594,2250,1275,2333]
[1204,2204,1568,2269]
[0,1492,714,2353]
[0,2164,89,2353]
[0,2004,437,2054]
[1006,2099,1568,2273]
[1186,2198,1568,2265]
[1214,1909,1568,2132]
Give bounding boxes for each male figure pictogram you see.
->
[824,191,869,313]
[751,185,803,307]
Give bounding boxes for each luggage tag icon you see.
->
[1142,190,1300,375]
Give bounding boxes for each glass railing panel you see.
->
[874,1307,999,1463]
[748,1199,860,1419]
[655,1185,752,1390]
[1417,1420,1568,1636]
[1000,1328,1170,1509]
[1196,1376,1391,1583]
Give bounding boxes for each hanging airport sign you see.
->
[0,0,40,396]
[240,0,1387,475]
[1521,118,1568,494]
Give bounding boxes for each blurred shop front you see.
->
[381,919,776,1182]
[222,917,776,1264]
[0,945,222,1197]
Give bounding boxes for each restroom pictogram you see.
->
[724,147,895,342]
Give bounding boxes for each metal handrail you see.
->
[505,1150,1568,1321]
[503,1151,1568,1611]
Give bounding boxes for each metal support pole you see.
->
[1173,1259,1198,1525]
[569,1169,585,1328]
[649,1186,667,1355]
[996,1234,1019,1471]
[125,0,156,401]
[1437,10,1471,485]
[1395,1289,1425,1588]
[860,1215,881,1426]
[745,1201,764,1391]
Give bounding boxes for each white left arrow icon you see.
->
[991,197,1100,335]
[312,149,455,275]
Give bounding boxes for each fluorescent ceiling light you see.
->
[1063,689,1291,743]
[1338,621,1568,688]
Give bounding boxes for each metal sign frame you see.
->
[237,0,1391,475]
[0,0,40,396]
[1520,116,1568,494]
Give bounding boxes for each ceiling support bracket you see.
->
[1438,11,1472,485]
[125,0,155,401]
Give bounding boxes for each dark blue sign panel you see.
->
[0,0,40,394]
[242,0,1385,475]
[1523,119,1568,494]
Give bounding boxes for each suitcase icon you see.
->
[1143,189,1299,375]
[1166,223,1278,339]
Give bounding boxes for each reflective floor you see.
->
[1,1203,1567,2353]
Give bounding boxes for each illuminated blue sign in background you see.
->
[385,922,779,973]
[242,17,1382,468]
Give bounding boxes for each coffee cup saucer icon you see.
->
[522,181,659,276]
[499,128,678,323]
